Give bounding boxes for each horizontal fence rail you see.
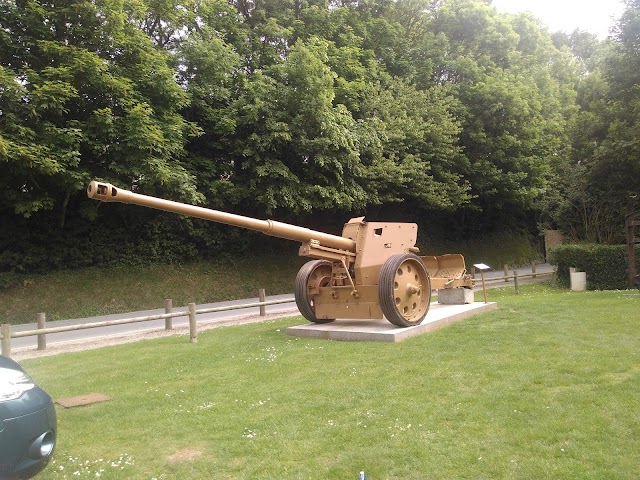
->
[482,271,555,284]
[476,269,556,296]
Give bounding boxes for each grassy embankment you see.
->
[23,285,640,479]
[1,233,541,324]
[0,255,306,324]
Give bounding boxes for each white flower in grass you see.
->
[243,428,257,439]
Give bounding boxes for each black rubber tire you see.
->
[378,253,431,327]
[294,260,335,324]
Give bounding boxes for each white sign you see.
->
[473,263,491,270]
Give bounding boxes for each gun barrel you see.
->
[87,181,356,252]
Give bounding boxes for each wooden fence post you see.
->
[514,270,520,295]
[503,264,509,282]
[188,303,197,343]
[1,323,11,358]
[164,299,173,330]
[37,312,46,350]
[480,270,488,303]
[259,289,266,316]
[531,261,537,279]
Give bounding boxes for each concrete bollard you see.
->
[570,271,587,291]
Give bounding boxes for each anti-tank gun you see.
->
[87,181,473,327]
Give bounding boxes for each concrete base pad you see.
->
[286,302,497,343]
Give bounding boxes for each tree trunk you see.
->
[59,189,71,229]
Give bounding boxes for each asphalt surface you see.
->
[9,263,554,353]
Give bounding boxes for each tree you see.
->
[357,78,470,210]
[223,38,367,214]
[425,0,578,233]
[0,0,200,227]
[545,0,640,243]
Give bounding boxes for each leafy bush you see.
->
[549,244,640,290]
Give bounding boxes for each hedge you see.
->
[549,244,640,290]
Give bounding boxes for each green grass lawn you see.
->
[23,285,640,479]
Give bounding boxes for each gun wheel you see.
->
[378,254,431,327]
[295,260,335,324]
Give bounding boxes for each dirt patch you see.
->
[167,448,203,463]
[56,393,112,408]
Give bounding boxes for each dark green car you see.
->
[0,356,56,479]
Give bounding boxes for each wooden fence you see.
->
[0,289,294,358]
[479,268,556,294]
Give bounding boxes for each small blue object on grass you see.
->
[359,471,367,480]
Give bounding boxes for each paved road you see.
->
[9,263,554,352]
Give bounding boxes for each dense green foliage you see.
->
[1,0,638,280]
[549,244,640,290]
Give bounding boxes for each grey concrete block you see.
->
[437,288,474,305]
